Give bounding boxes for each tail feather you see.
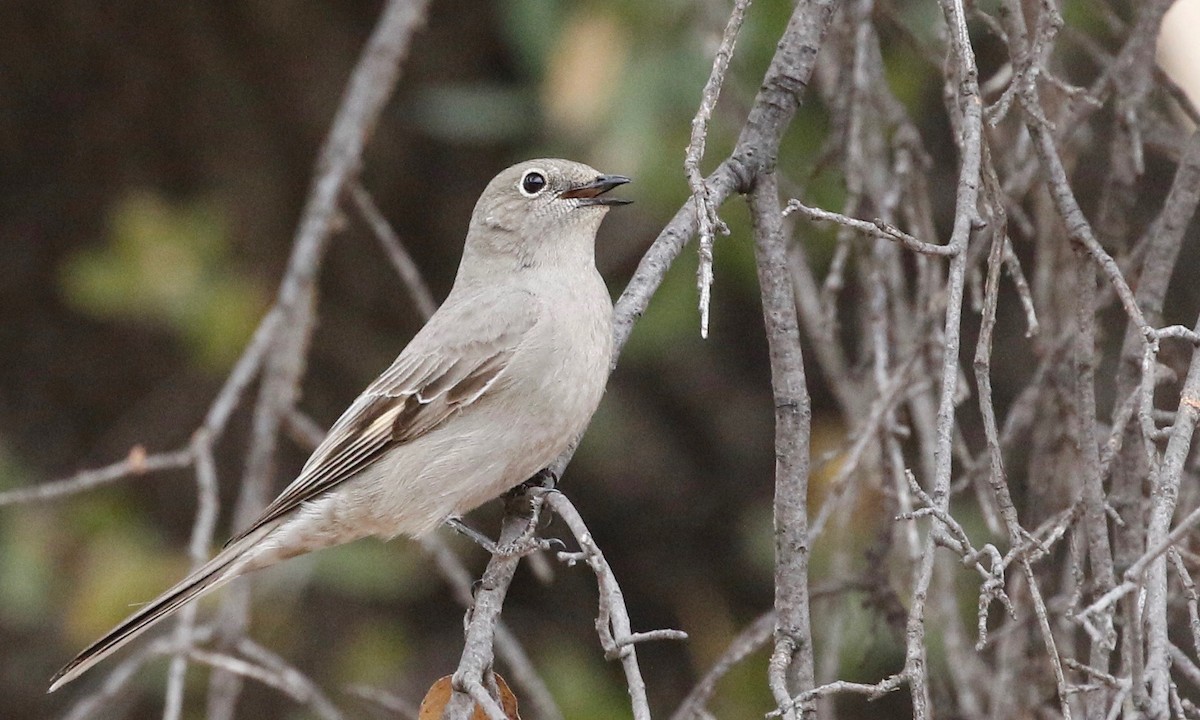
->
[48,526,272,693]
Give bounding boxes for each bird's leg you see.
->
[505,467,559,498]
[530,467,559,490]
[445,516,501,554]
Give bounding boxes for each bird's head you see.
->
[464,158,630,272]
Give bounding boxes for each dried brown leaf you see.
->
[417,673,519,720]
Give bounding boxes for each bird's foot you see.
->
[444,516,564,558]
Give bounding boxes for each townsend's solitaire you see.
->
[50,158,629,691]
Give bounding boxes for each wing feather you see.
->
[226,299,536,545]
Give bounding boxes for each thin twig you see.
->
[902,0,984,715]
[1170,549,1200,660]
[185,643,343,720]
[348,180,438,319]
[783,200,957,256]
[687,0,749,339]
[1071,251,1118,717]
[344,684,420,720]
[0,447,194,507]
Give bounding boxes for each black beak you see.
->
[560,175,632,206]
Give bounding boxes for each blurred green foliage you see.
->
[538,643,635,720]
[333,619,413,690]
[308,539,427,604]
[0,511,55,630]
[63,495,188,643]
[59,191,267,370]
[410,84,536,144]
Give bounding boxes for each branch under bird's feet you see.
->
[445,469,565,557]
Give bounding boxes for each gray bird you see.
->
[50,158,629,692]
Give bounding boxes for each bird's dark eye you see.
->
[520,171,547,196]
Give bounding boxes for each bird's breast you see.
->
[432,272,612,518]
[507,270,612,438]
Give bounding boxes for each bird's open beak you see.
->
[560,175,632,206]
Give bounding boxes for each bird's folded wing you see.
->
[227,303,537,545]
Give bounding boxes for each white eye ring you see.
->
[518,169,548,197]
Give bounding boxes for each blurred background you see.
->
[2,0,1196,718]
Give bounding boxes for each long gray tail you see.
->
[48,524,273,692]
